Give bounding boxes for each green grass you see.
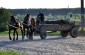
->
[0,30,60,36]
[47,31,60,36]
[0,49,25,55]
[0,31,8,35]
[0,27,84,36]
[0,31,22,36]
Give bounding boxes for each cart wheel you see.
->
[61,31,68,37]
[70,28,78,38]
[40,30,47,39]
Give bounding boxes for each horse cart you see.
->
[35,20,80,39]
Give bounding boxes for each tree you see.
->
[0,7,11,32]
[47,13,54,21]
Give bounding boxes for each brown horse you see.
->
[8,16,23,41]
[29,18,36,40]
[22,14,36,40]
[8,16,19,41]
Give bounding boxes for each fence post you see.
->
[81,0,84,32]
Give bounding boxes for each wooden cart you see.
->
[35,20,80,39]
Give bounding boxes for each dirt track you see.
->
[0,35,85,55]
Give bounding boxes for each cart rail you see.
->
[39,24,80,31]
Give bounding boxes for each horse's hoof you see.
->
[22,39,24,41]
[22,36,25,40]
[22,38,24,40]
[29,37,33,40]
[13,39,15,41]
[26,36,29,38]
[16,38,18,40]
[29,39,33,40]
[31,38,33,40]
[9,37,12,40]
[13,40,15,41]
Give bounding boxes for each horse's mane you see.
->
[31,18,36,27]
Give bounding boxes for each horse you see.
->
[28,18,36,40]
[8,16,23,41]
[22,14,35,40]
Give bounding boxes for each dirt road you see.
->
[0,35,85,55]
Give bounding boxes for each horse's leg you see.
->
[13,29,16,41]
[29,31,33,40]
[16,29,18,40]
[29,27,33,40]
[20,27,23,40]
[31,28,34,40]
[26,27,29,39]
[9,28,12,40]
[22,27,25,40]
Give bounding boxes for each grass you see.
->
[0,31,8,35]
[47,31,60,36]
[0,31,22,36]
[0,49,25,55]
[0,31,61,36]
[0,27,84,36]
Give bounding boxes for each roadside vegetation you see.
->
[0,49,25,55]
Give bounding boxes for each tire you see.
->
[70,28,78,38]
[40,30,47,39]
[61,31,68,37]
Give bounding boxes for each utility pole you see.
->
[81,0,84,31]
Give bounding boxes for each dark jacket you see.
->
[37,13,45,22]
